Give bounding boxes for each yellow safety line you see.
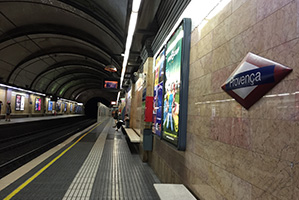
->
[4,122,103,200]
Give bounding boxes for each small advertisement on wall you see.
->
[64,103,67,112]
[48,101,53,111]
[162,18,191,150]
[153,48,165,137]
[35,98,41,111]
[15,94,25,111]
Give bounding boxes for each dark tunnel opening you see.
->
[84,97,110,118]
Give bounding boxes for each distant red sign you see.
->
[221,52,292,109]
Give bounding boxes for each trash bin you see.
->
[143,129,153,151]
[125,119,130,128]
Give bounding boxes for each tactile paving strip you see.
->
[90,128,160,200]
[62,122,110,200]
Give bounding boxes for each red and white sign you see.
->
[221,52,292,109]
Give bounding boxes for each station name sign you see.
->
[221,53,292,109]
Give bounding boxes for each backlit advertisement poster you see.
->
[153,48,165,136]
[70,104,73,112]
[162,18,191,150]
[20,96,25,111]
[15,94,25,111]
[15,94,21,111]
[64,103,67,112]
[48,101,53,111]
[35,98,41,111]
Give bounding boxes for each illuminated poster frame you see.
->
[48,101,53,111]
[153,47,166,137]
[162,18,191,150]
[15,94,25,111]
[15,94,21,111]
[35,98,41,111]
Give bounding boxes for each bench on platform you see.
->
[124,128,140,143]
[153,184,196,200]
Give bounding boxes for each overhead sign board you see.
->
[221,52,292,109]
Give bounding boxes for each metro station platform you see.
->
[0,114,84,126]
[0,118,160,200]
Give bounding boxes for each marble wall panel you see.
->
[192,135,234,171]
[229,26,263,64]
[200,2,232,40]
[296,91,299,121]
[212,16,231,49]
[189,173,226,200]
[229,0,257,39]
[297,0,299,37]
[189,41,197,65]
[189,58,205,82]
[232,0,250,12]
[191,26,200,48]
[210,117,251,149]
[211,42,232,72]
[190,152,252,200]
[196,32,213,60]
[254,1,297,53]
[251,186,279,200]
[231,147,294,199]
[257,0,294,22]
[251,119,296,161]
[187,115,211,138]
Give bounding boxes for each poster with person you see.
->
[162,25,184,145]
[153,48,165,137]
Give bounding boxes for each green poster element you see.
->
[162,25,183,145]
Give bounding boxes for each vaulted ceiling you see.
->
[0,0,190,105]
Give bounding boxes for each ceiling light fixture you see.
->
[104,57,117,72]
[0,83,46,96]
[117,0,142,105]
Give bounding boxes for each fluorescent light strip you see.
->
[117,0,141,105]
[0,83,46,96]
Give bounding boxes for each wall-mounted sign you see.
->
[35,98,41,111]
[15,94,25,111]
[48,101,53,111]
[162,18,191,150]
[221,52,292,109]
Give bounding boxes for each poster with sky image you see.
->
[162,18,191,150]
[153,47,165,137]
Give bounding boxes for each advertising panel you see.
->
[35,98,41,111]
[16,94,25,111]
[64,103,67,112]
[48,101,53,111]
[104,80,118,89]
[162,18,191,150]
[153,48,165,136]
[15,94,21,111]
[20,96,25,111]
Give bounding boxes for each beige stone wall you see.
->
[130,77,144,133]
[0,87,5,115]
[149,0,299,199]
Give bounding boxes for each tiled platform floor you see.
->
[0,118,160,200]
